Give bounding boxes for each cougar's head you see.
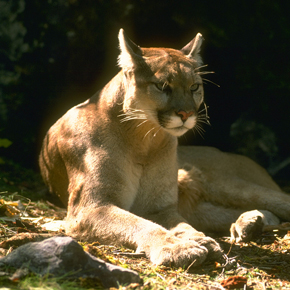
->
[118,29,208,137]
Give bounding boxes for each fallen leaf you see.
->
[0,199,20,217]
[220,275,247,289]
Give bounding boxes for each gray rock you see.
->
[0,236,141,288]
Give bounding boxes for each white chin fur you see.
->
[165,127,189,137]
[163,116,196,136]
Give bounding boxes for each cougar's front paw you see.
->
[150,239,209,267]
[148,234,223,267]
[170,224,223,262]
[230,210,279,243]
[191,236,223,262]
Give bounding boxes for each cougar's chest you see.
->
[127,143,179,215]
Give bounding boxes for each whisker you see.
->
[198,113,210,119]
[118,108,144,113]
[120,116,147,123]
[198,113,210,120]
[121,112,146,118]
[196,71,215,76]
[192,127,204,139]
[197,116,210,124]
[197,102,211,126]
[197,119,211,126]
[196,124,206,133]
[193,125,205,139]
[118,108,155,118]
[143,126,157,139]
[203,102,210,121]
[118,107,150,124]
[194,64,209,72]
[119,112,139,117]
[118,113,140,118]
[120,115,146,121]
[153,126,162,138]
[137,120,148,127]
[182,133,188,143]
[197,110,206,116]
[197,108,208,114]
[197,103,209,113]
[202,78,220,87]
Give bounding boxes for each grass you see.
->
[0,273,103,290]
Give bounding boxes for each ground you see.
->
[0,161,290,289]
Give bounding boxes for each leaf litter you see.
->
[0,167,290,289]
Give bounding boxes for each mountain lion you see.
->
[39,29,290,267]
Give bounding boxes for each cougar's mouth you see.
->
[165,125,190,137]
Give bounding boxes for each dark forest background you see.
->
[1,0,289,179]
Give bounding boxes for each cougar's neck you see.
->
[99,71,124,112]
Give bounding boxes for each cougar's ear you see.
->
[118,28,143,71]
[181,33,203,66]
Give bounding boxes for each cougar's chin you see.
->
[164,126,190,137]
[162,115,196,137]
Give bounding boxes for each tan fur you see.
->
[39,29,290,267]
[177,146,290,240]
[177,167,205,219]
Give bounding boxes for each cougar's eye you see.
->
[190,84,199,92]
[155,82,169,92]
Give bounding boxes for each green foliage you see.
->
[0,272,96,290]
[0,138,12,148]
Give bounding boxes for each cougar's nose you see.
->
[176,110,194,121]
